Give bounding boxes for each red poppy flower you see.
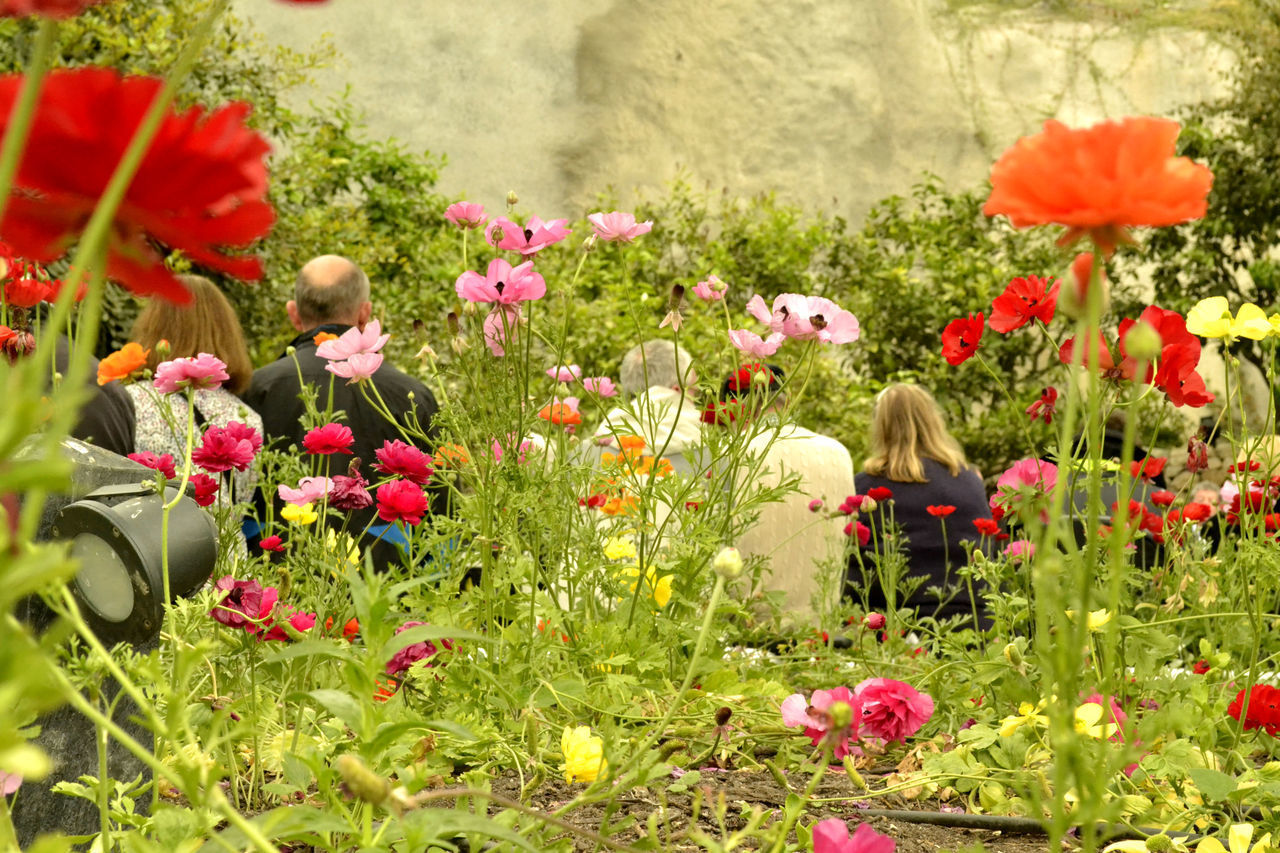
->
[0,0,106,18]
[926,505,956,517]
[0,68,274,304]
[983,116,1214,255]
[941,312,984,366]
[1059,330,1140,381]
[1026,387,1058,425]
[1150,490,1175,507]
[1228,460,1262,475]
[1181,502,1212,522]
[1131,456,1167,482]
[1131,305,1213,408]
[973,518,1001,537]
[989,275,1059,333]
[867,487,893,502]
[1192,660,1211,675]
[2,272,51,307]
[1228,683,1280,736]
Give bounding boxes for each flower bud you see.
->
[461,301,478,317]
[1003,642,1023,667]
[715,706,733,727]
[826,701,853,732]
[712,546,743,579]
[336,754,390,805]
[506,190,519,207]
[808,499,824,513]
[863,612,886,631]
[1144,834,1174,852]
[447,311,461,336]
[1059,252,1110,320]
[668,284,686,312]
[860,497,878,514]
[583,233,598,252]
[1124,320,1161,362]
[155,338,171,359]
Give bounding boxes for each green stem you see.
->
[770,749,832,853]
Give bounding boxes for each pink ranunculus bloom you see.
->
[728,328,786,357]
[746,293,861,344]
[483,304,521,356]
[260,535,285,552]
[587,210,653,243]
[375,479,430,526]
[0,770,20,796]
[780,686,862,760]
[855,678,934,743]
[261,607,317,642]
[190,473,219,507]
[485,215,571,256]
[692,274,728,302]
[1002,540,1036,561]
[373,439,434,485]
[315,319,390,361]
[278,476,334,506]
[153,352,230,394]
[210,576,277,633]
[812,819,897,853]
[327,351,384,382]
[581,376,618,397]
[303,422,355,455]
[128,451,177,480]
[991,457,1058,520]
[192,424,258,473]
[456,258,547,305]
[385,621,454,675]
[546,364,582,382]
[223,421,263,456]
[445,201,487,230]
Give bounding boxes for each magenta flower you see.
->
[780,687,862,759]
[991,457,1058,520]
[854,678,934,743]
[261,607,317,642]
[373,440,434,485]
[315,319,390,361]
[587,210,653,243]
[692,275,727,302]
[192,424,258,473]
[0,771,20,796]
[327,351,383,382]
[546,364,582,382]
[190,473,219,507]
[278,476,334,506]
[303,423,355,455]
[492,435,536,465]
[260,535,286,552]
[385,620,454,675]
[746,293,860,344]
[445,201,487,230]
[153,353,230,394]
[128,451,176,480]
[729,328,786,357]
[485,215,571,256]
[375,479,430,525]
[223,421,263,456]
[1002,540,1036,561]
[456,258,547,305]
[330,464,373,511]
[210,576,277,633]
[812,819,896,853]
[483,304,521,356]
[582,376,618,397]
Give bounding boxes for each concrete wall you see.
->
[235,0,1233,220]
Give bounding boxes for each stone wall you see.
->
[234,0,1234,219]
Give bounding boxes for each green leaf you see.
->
[307,689,364,733]
[262,638,357,665]
[381,624,481,661]
[1189,767,1236,801]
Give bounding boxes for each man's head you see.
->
[618,340,697,396]
[287,255,372,332]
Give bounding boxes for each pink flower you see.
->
[812,819,897,853]
[330,464,373,511]
[492,436,536,465]
[278,476,333,506]
[991,457,1058,518]
[855,678,933,743]
[190,473,219,507]
[692,275,727,302]
[375,479,429,525]
[844,521,871,547]
[863,612,886,631]
[152,352,229,394]
[587,210,653,243]
[128,451,176,480]
[547,364,582,382]
[385,621,454,675]
[210,576,277,633]
[485,215,571,255]
[483,304,521,356]
[303,423,355,455]
[746,293,860,344]
[327,351,383,382]
[315,319,390,361]
[261,608,317,642]
[192,424,258,473]
[808,499,824,512]
[260,535,285,552]
[456,258,547,305]
[1003,540,1036,561]
[0,770,21,796]
[223,421,263,456]
[373,440,434,485]
[780,686,862,759]
[445,201,487,230]
[581,376,618,397]
[728,328,786,357]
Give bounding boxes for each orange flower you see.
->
[617,435,646,453]
[97,342,149,385]
[538,402,582,427]
[983,117,1213,255]
[314,331,339,345]
[434,443,470,468]
[601,492,639,517]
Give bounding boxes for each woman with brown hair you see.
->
[126,274,263,504]
[847,383,989,625]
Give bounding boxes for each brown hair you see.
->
[862,383,968,482]
[130,275,254,394]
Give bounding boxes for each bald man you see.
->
[242,256,440,565]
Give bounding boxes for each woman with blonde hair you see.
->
[126,274,263,505]
[848,383,989,625]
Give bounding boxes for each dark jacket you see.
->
[847,457,989,624]
[242,325,440,561]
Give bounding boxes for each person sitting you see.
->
[719,363,855,627]
[847,383,988,626]
[127,274,263,506]
[241,255,439,566]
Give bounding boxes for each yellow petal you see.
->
[1228,824,1254,853]
[1232,304,1272,340]
[1197,839,1228,853]
[1186,296,1231,338]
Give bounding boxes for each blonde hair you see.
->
[130,275,254,394]
[862,384,967,482]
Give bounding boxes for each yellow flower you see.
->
[325,529,361,568]
[561,726,606,784]
[999,700,1049,737]
[1197,824,1273,853]
[281,502,318,525]
[619,566,674,608]
[603,536,637,562]
[1065,608,1112,632]
[1186,297,1272,341]
[1074,701,1118,739]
